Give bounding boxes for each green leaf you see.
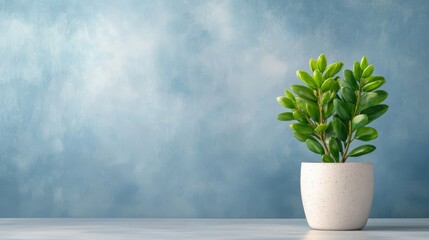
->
[344,69,358,90]
[306,138,325,154]
[290,123,314,135]
[331,77,340,92]
[324,122,334,139]
[359,92,378,111]
[355,127,378,141]
[353,61,362,80]
[337,78,348,89]
[317,53,327,72]
[323,62,344,79]
[295,97,307,111]
[336,137,343,153]
[293,110,308,123]
[323,101,334,118]
[374,90,388,104]
[306,102,320,122]
[285,89,296,101]
[349,144,376,157]
[333,117,349,142]
[294,132,315,142]
[333,99,351,122]
[362,64,374,78]
[365,76,385,85]
[313,69,323,87]
[341,86,357,103]
[352,114,368,130]
[328,137,340,162]
[361,104,389,123]
[322,154,335,163]
[330,91,337,100]
[321,77,333,92]
[297,70,317,89]
[360,56,368,70]
[291,85,317,102]
[321,91,331,105]
[277,112,295,121]
[277,96,295,109]
[363,80,385,92]
[309,58,318,72]
[315,123,328,133]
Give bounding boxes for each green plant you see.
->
[277,54,388,163]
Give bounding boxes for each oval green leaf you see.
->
[333,99,351,122]
[344,69,358,90]
[277,96,295,109]
[362,64,374,78]
[292,110,308,123]
[331,77,340,92]
[323,62,344,79]
[374,90,388,104]
[349,144,376,157]
[290,123,314,135]
[353,61,362,80]
[277,112,294,121]
[360,56,368,70]
[341,86,357,103]
[365,76,385,85]
[313,69,323,87]
[309,58,318,72]
[322,154,335,163]
[355,127,378,141]
[321,91,331,105]
[328,137,340,162]
[336,137,343,153]
[291,85,317,102]
[333,117,348,142]
[359,92,378,111]
[363,80,384,92]
[352,114,368,130]
[361,104,389,123]
[321,77,333,92]
[324,122,334,139]
[323,101,334,118]
[306,138,325,154]
[294,132,315,142]
[315,123,328,133]
[285,89,296,101]
[306,102,320,122]
[317,54,327,72]
[295,97,307,111]
[297,70,317,89]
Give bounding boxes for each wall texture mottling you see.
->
[0,0,428,217]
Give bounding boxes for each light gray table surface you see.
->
[0,218,428,239]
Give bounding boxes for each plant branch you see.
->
[341,121,353,162]
[313,89,332,160]
[341,78,363,162]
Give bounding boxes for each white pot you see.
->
[300,162,373,230]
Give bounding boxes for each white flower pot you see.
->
[300,162,373,230]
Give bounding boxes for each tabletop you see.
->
[0,218,428,239]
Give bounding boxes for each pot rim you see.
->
[301,162,373,165]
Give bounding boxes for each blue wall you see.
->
[0,0,428,217]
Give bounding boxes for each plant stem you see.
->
[341,122,353,162]
[300,110,315,127]
[341,78,363,163]
[316,89,331,159]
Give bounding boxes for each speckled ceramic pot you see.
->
[301,162,373,230]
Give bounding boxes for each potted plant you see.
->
[276,54,388,230]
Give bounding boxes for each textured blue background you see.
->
[0,0,428,217]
